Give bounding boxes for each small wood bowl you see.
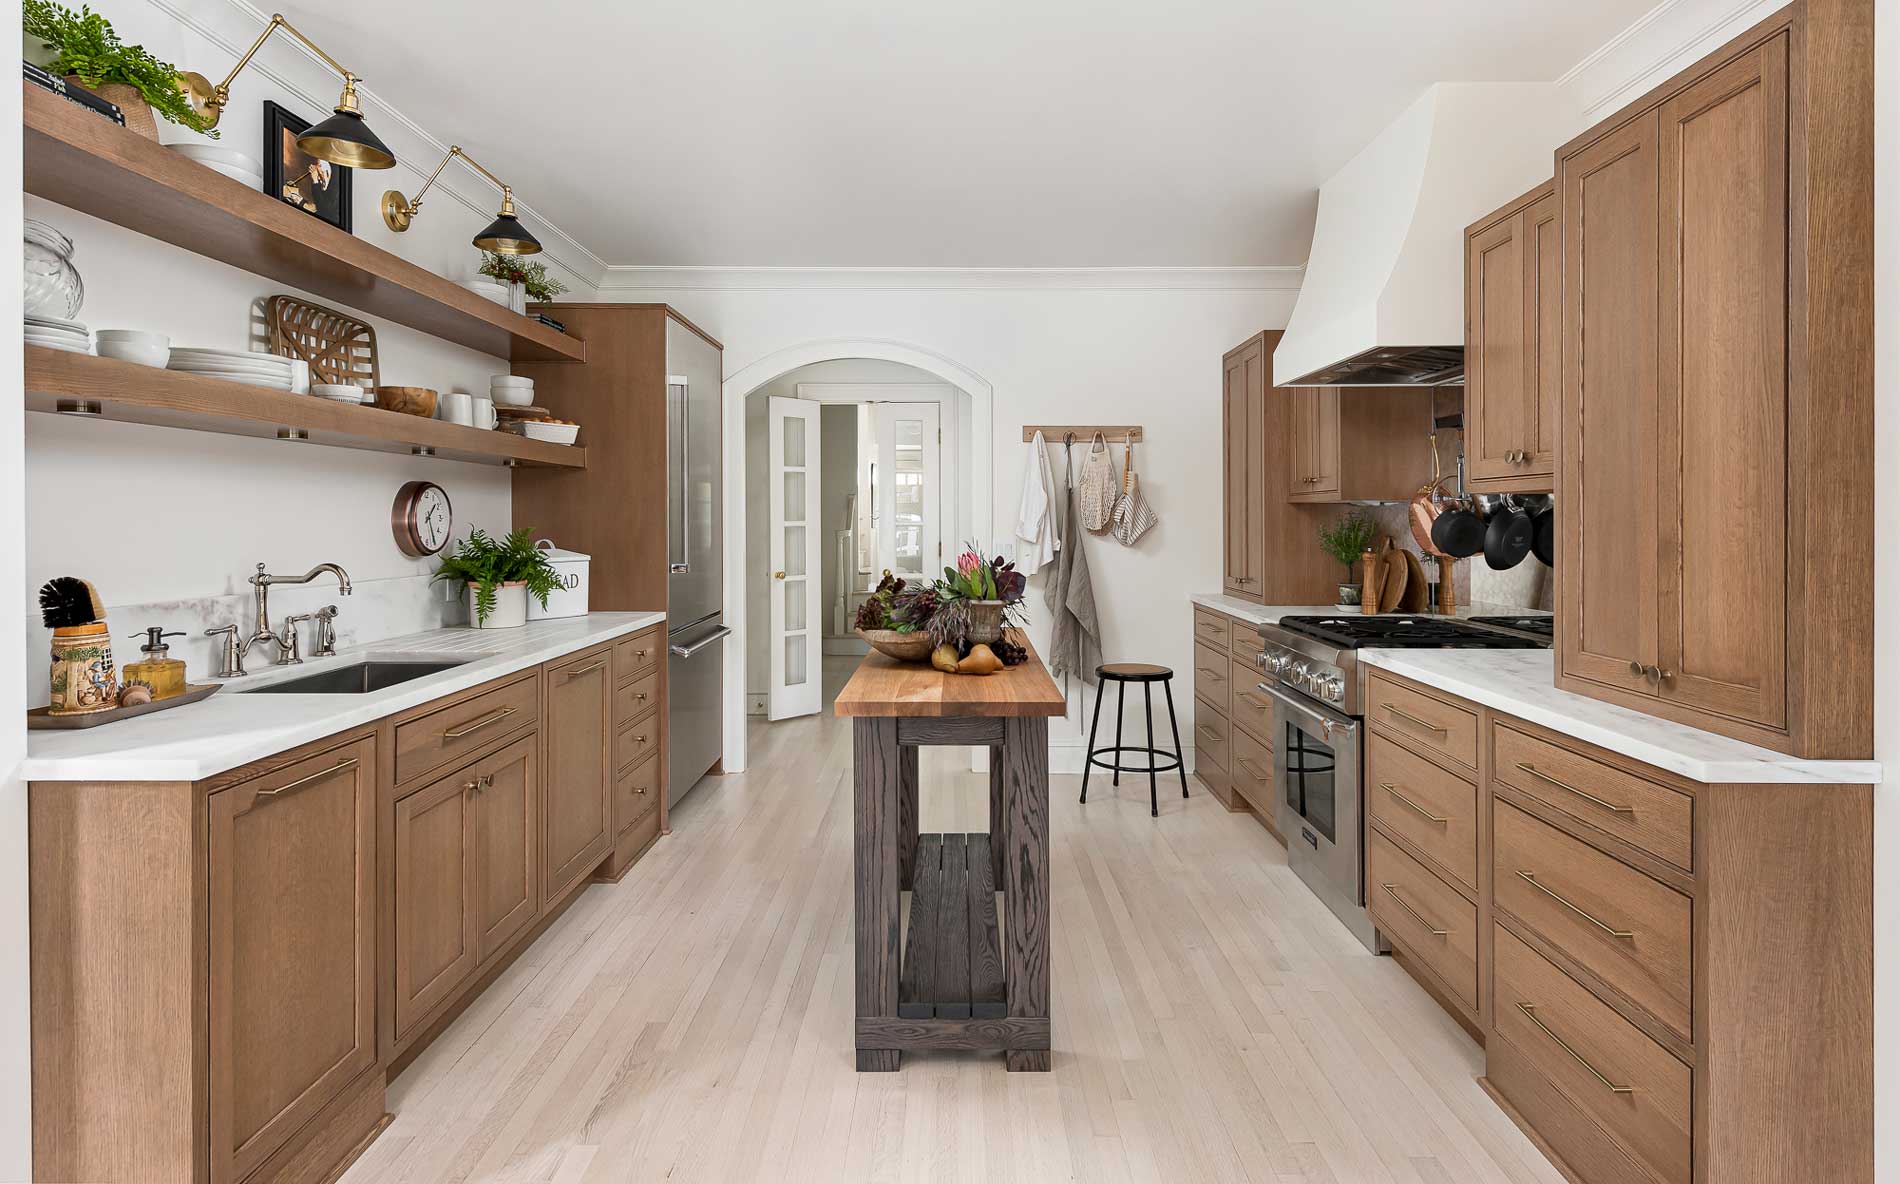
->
[856,628,934,663]
[375,386,438,417]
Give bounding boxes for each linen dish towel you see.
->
[1014,430,1059,576]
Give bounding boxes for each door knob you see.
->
[774,570,787,580]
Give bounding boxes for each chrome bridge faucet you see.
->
[206,562,352,676]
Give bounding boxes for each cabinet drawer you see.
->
[1228,726,1275,816]
[613,668,661,727]
[1228,659,1274,746]
[1367,731,1478,894]
[614,753,661,838]
[1193,643,1231,702]
[615,782,663,863]
[1229,622,1265,664]
[1492,724,1693,872]
[1192,695,1230,775]
[614,715,661,775]
[1495,925,1691,1184]
[613,627,663,684]
[1192,608,1231,651]
[1366,826,1477,1012]
[394,673,539,787]
[1494,801,1692,1039]
[1365,673,1478,770]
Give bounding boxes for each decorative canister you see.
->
[48,622,117,715]
[23,219,83,320]
[528,539,591,620]
[966,599,1006,645]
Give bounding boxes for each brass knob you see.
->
[774,570,787,580]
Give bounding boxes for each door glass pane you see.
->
[782,414,805,468]
[784,634,806,686]
[783,471,806,523]
[784,578,806,632]
[892,417,926,572]
[784,525,806,577]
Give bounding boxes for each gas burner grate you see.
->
[1278,615,1548,650]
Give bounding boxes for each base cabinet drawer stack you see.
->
[599,624,667,880]
[1189,604,1280,841]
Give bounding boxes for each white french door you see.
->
[767,396,824,720]
[874,403,942,583]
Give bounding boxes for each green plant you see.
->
[478,252,568,302]
[24,0,219,136]
[1317,509,1379,577]
[431,528,560,624]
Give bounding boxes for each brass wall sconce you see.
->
[178,13,395,170]
[381,147,542,255]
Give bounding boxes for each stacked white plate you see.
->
[491,374,534,406]
[24,314,91,354]
[312,382,369,403]
[168,347,299,391]
[169,144,265,191]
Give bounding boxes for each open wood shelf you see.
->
[25,347,587,469]
[22,83,585,365]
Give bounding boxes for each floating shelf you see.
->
[25,347,587,469]
[22,83,585,365]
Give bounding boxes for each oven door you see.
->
[1260,680,1366,915]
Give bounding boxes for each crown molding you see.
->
[594,266,1306,294]
[1557,0,1785,121]
[142,0,608,293]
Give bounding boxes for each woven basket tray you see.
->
[266,294,379,389]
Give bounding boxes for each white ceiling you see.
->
[299,0,1653,267]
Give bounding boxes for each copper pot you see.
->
[1409,435,1453,555]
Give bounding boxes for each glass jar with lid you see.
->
[23,219,83,320]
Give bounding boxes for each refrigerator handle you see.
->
[670,624,731,658]
[669,376,690,575]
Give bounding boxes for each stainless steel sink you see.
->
[238,659,468,694]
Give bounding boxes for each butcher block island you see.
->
[834,631,1066,1071]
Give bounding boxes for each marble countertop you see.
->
[1189,592,1549,630]
[1358,649,1880,785]
[24,612,666,783]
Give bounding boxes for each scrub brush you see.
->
[38,576,105,629]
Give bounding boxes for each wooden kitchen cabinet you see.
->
[474,736,540,961]
[1555,4,1870,759]
[207,736,378,1184]
[1287,386,1436,503]
[1465,182,1558,491]
[543,644,614,901]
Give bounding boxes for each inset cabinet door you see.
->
[1223,337,1266,597]
[544,646,613,902]
[207,736,376,1184]
[393,766,476,1039]
[474,735,540,963]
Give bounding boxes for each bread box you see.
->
[529,539,590,619]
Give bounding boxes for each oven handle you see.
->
[1254,680,1358,741]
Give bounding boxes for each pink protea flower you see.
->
[957,551,982,576]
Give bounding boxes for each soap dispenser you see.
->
[122,627,187,700]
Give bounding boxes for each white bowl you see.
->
[490,373,533,387]
[516,420,579,445]
[169,143,263,173]
[97,338,170,368]
[490,385,534,406]
[95,329,170,348]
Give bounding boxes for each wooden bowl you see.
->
[856,628,934,663]
[375,386,437,417]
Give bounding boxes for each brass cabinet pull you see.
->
[462,773,495,796]
[1514,870,1635,939]
[565,659,607,677]
[1378,883,1448,936]
[1515,1003,1634,1094]
[1514,762,1633,815]
[634,691,649,701]
[1195,724,1222,741]
[1235,757,1272,782]
[443,705,517,740]
[1236,692,1270,711]
[1197,620,1222,631]
[1198,668,1225,680]
[257,757,357,798]
[1380,782,1447,824]
[1381,704,1448,735]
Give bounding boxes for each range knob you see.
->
[1290,661,1311,685]
[1323,675,1345,701]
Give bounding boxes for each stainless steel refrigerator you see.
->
[665,318,727,808]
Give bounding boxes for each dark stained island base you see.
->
[833,630,1067,1072]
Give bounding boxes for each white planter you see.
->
[468,582,529,629]
[508,282,528,314]
[528,539,590,620]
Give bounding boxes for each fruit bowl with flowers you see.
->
[853,546,1029,674]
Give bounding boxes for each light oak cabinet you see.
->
[1465,182,1558,491]
[1556,5,1872,759]
[543,644,614,901]
[207,737,378,1184]
[1287,386,1436,504]
[1188,603,1280,842]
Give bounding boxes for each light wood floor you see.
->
[343,659,1564,1184]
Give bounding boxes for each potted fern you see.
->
[432,528,561,628]
[24,0,219,141]
[1318,509,1379,608]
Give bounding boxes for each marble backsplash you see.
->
[24,573,473,708]
[1361,503,1553,613]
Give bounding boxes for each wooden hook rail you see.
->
[1022,425,1143,443]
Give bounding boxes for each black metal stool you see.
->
[1080,663,1189,817]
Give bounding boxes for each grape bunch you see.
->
[990,638,1027,668]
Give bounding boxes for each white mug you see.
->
[471,396,498,430]
[289,359,310,395]
[439,391,473,426]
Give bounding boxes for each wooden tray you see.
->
[266,294,380,388]
[28,682,220,729]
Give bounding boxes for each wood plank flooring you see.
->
[342,659,1564,1184]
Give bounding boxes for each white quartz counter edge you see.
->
[1358,649,1881,785]
[1188,592,1548,630]
[23,612,668,783]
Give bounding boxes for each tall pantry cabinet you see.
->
[1554,2,1872,759]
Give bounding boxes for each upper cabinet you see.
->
[1464,183,1558,492]
[1556,6,1872,759]
[1287,387,1435,504]
[1222,337,1269,597]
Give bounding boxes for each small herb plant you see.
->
[432,528,561,625]
[1317,509,1379,577]
[478,252,569,302]
[24,0,219,136]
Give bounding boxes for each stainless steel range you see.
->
[1254,615,1549,950]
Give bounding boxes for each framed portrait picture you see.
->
[262,100,352,232]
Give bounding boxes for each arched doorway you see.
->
[718,339,995,772]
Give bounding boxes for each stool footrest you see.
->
[1085,746,1184,775]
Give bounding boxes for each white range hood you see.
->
[1273,83,1580,388]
